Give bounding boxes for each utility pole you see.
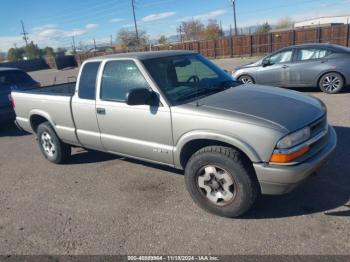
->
[131,0,139,45]
[110,35,113,47]
[230,0,238,36]
[93,38,97,49]
[71,35,76,53]
[179,24,183,42]
[20,20,29,46]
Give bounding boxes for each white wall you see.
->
[295,15,350,28]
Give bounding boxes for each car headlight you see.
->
[277,126,311,149]
[270,126,311,163]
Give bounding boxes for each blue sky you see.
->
[1,0,350,51]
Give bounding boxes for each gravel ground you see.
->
[0,57,349,255]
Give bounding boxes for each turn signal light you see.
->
[270,146,309,163]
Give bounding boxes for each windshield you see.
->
[143,54,240,105]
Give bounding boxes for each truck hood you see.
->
[196,84,326,132]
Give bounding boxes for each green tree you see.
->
[255,22,272,34]
[158,35,168,45]
[24,41,41,59]
[7,47,25,61]
[117,28,148,49]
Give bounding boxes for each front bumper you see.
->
[253,125,337,195]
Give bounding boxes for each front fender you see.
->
[173,130,261,168]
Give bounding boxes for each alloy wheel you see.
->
[197,165,237,206]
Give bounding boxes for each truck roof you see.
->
[87,50,197,61]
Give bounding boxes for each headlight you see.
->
[277,126,311,149]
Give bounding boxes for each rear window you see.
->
[0,70,33,85]
[78,62,101,100]
[296,48,332,61]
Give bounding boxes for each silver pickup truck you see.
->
[12,51,337,218]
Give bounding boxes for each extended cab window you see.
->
[296,48,332,61]
[100,60,149,102]
[78,62,101,100]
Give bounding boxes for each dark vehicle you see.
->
[0,68,39,124]
[233,43,350,94]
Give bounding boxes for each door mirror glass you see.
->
[126,88,155,106]
[262,59,271,67]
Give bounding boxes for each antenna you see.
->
[20,20,29,46]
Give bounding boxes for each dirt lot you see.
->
[0,57,349,255]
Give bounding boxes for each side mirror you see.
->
[262,59,271,67]
[126,88,155,106]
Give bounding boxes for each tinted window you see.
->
[296,48,332,61]
[269,50,293,64]
[0,70,33,85]
[100,60,149,101]
[78,62,101,100]
[143,54,239,105]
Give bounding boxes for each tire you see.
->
[238,75,255,84]
[36,122,71,164]
[184,146,259,218]
[319,72,345,94]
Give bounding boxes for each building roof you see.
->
[87,50,197,61]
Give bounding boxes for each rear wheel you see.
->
[319,72,344,94]
[36,122,71,164]
[238,75,255,84]
[185,146,259,218]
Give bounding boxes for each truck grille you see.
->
[310,115,327,137]
[295,114,329,163]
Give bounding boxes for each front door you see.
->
[256,49,293,87]
[95,59,173,165]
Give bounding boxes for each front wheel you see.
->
[238,75,255,84]
[185,146,259,218]
[36,122,71,164]
[319,72,345,94]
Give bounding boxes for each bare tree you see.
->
[201,19,224,40]
[275,17,294,29]
[117,28,148,49]
[177,19,204,41]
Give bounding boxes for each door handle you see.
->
[96,108,106,115]
[282,65,289,69]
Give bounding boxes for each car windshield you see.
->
[142,54,240,105]
[0,70,34,85]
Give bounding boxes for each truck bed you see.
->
[18,82,76,96]
[11,82,79,145]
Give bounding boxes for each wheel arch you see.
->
[174,131,261,169]
[237,74,255,84]
[316,70,346,87]
[29,110,55,134]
